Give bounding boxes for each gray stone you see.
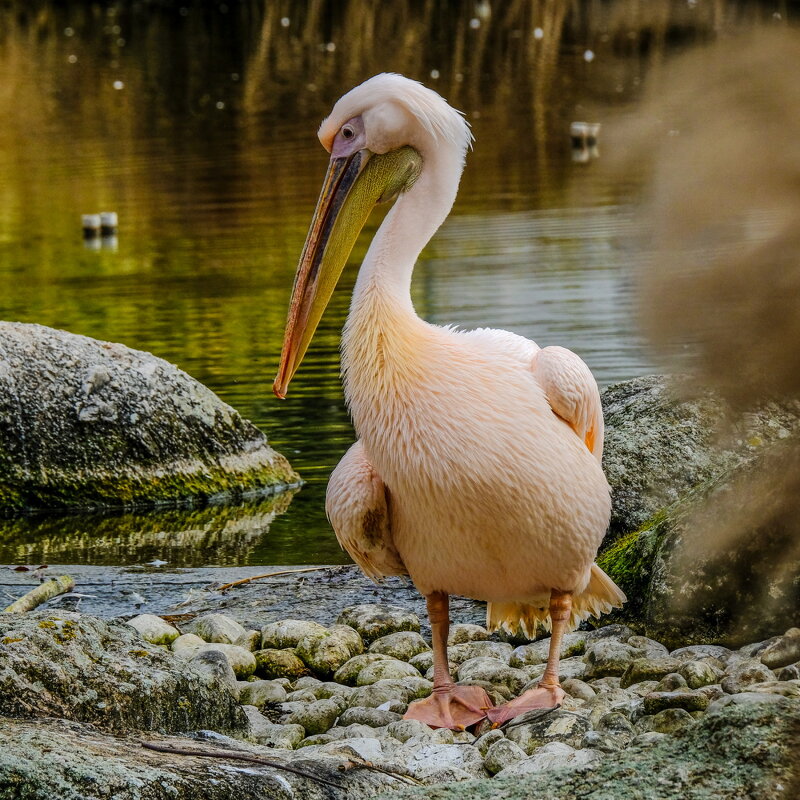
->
[448,624,490,645]
[313,681,355,701]
[235,630,261,652]
[125,614,179,645]
[368,631,430,661]
[562,678,596,701]
[655,673,688,692]
[496,742,601,776]
[356,658,422,685]
[240,706,305,749]
[409,651,436,674]
[336,604,420,643]
[398,741,487,782]
[0,321,297,514]
[457,657,529,694]
[721,660,775,694]
[337,706,402,728]
[253,648,310,680]
[238,680,288,708]
[636,707,696,735]
[523,656,587,684]
[760,629,800,669]
[627,635,669,658]
[387,719,439,743]
[597,711,636,741]
[746,680,800,698]
[484,738,529,775]
[505,710,591,753]
[285,688,318,703]
[0,611,245,734]
[188,649,240,699]
[583,624,635,644]
[670,644,732,662]
[620,657,682,688]
[642,690,710,714]
[585,641,643,679]
[171,633,205,652]
[285,698,342,736]
[298,724,382,747]
[679,660,724,688]
[334,653,393,685]
[184,613,248,644]
[260,619,328,649]
[296,626,364,677]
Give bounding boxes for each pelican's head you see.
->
[273,73,470,398]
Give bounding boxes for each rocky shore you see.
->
[1,601,797,798]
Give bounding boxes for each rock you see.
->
[457,657,529,694]
[777,663,800,681]
[670,644,732,662]
[620,657,682,688]
[184,613,248,644]
[597,711,636,742]
[334,653,393,685]
[583,624,635,644]
[253,648,310,680]
[399,741,487,782]
[707,692,794,713]
[296,626,364,677]
[448,624,490,645]
[409,651,436,674]
[505,710,591,753]
[746,680,800,698]
[337,706,402,728]
[285,698,342,736]
[125,614,179,645]
[679,659,724,688]
[381,698,800,800]
[642,690,710,714]
[240,706,305,748]
[298,724,381,748]
[387,719,439,743]
[286,688,317,703]
[313,681,355,701]
[368,631,430,661]
[0,321,297,515]
[562,678,596,701]
[235,630,262,652]
[0,611,245,733]
[636,707,696,735]
[356,658,421,685]
[260,619,328,649]
[581,730,622,752]
[188,649,241,699]
[171,633,206,652]
[760,628,800,669]
[336,604,420,643]
[523,656,587,684]
[473,727,505,755]
[484,738,529,775]
[721,660,775,694]
[585,641,643,679]
[626,635,669,658]
[496,742,601,776]
[655,673,688,692]
[348,678,430,710]
[193,643,256,678]
[238,680,287,708]
[449,641,514,665]
[509,633,586,667]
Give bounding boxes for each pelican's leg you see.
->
[403,592,492,730]
[485,589,570,727]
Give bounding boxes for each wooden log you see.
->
[4,575,75,613]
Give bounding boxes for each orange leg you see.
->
[485,589,571,727]
[403,592,492,730]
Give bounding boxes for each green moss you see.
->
[1,637,24,645]
[37,620,56,630]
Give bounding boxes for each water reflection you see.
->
[0,1,791,566]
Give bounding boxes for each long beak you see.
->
[273,146,421,398]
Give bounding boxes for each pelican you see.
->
[274,74,625,729]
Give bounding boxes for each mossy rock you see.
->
[253,648,310,680]
[0,322,299,515]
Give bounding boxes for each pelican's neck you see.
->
[351,147,464,319]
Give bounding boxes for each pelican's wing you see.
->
[532,345,604,462]
[326,440,407,582]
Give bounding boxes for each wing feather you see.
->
[532,345,604,462]
[325,440,407,582]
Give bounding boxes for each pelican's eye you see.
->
[341,125,355,140]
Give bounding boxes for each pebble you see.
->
[125,614,179,645]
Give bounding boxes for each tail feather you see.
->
[486,564,626,639]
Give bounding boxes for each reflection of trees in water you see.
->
[0,491,296,567]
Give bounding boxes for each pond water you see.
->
[0,2,786,566]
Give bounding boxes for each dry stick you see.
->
[3,575,75,613]
[216,566,332,593]
[140,741,345,789]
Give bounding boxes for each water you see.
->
[0,2,781,567]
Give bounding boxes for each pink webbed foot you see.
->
[484,684,565,728]
[404,685,493,730]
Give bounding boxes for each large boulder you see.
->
[0,611,246,733]
[0,322,298,515]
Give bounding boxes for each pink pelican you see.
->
[274,74,625,729]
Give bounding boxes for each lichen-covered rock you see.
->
[285,698,342,736]
[585,641,643,679]
[562,678,596,701]
[509,633,585,668]
[334,653,393,685]
[0,611,245,733]
[336,604,420,643]
[456,658,529,695]
[296,626,364,677]
[449,641,513,665]
[235,630,262,652]
[186,649,240,699]
[260,619,328,650]
[636,707,696,735]
[496,742,601,777]
[620,657,682,688]
[483,738,529,775]
[505,710,591,753]
[398,741,487,782]
[387,718,440,743]
[240,705,305,749]
[192,643,256,678]
[523,656,587,684]
[355,658,421,685]
[184,613,247,645]
[237,680,287,708]
[171,633,205,653]
[448,624,490,645]
[0,321,298,515]
[368,631,430,661]
[253,648,310,680]
[642,690,710,714]
[671,644,732,662]
[679,660,724,688]
[348,678,431,710]
[125,614,179,645]
[337,706,402,728]
[721,660,775,694]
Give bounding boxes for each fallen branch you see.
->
[341,754,423,785]
[140,741,345,789]
[216,566,331,593]
[4,575,75,613]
